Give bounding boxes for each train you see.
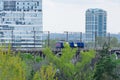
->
[55,41,84,49]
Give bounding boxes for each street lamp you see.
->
[11,29,14,49]
[64,31,69,42]
[95,31,97,49]
[108,32,111,47]
[47,31,50,47]
[32,29,50,48]
[41,31,50,47]
[92,31,97,49]
[80,32,82,42]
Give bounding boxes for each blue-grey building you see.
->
[0,0,42,48]
[85,8,107,42]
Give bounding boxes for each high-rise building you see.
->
[85,8,107,42]
[0,0,42,48]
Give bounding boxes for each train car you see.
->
[69,42,75,48]
[56,41,84,49]
[55,41,64,49]
[76,42,84,48]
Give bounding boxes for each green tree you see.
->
[0,46,27,80]
[0,45,43,80]
[96,37,107,48]
[110,37,120,47]
[20,53,43,80]
[43,43,95,80]
[93,44,120,80]
[33,63,57,80]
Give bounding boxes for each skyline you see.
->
[43,0,120,33]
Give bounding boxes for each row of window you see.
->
[3,7,41,11]
[2,12,42,17]
[3,1,41,11]
[4,8,41,11]
[1,17,42,25]
[16,2,39,6]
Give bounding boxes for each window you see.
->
[2,18,4,21]
[31,6,33,10]
[38,9,42,11]
[34,3,36,6]
[17,6,19,11]
[17,2,19,5]
[37,2,39,6]
[27,7,29,11]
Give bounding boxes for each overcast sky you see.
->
[43,0,120,33]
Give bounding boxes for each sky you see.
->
[43,0,120,33]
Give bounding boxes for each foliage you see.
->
[43,43,95,80]
[86,42,94,49]
[0,45,43,80]
[40,63,57,80]
[4,42,120,80]
[20,53,42,63]
[110,37,120,47]
[96,37,107,47]
[33,63,57,80]
[74,50,95,80]
[0,46,27,80]
[20,53,43,80]
[33,71,41,80]
[93,44,120,80]
[96,37,120,48]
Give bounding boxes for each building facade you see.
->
[85,8,107,42]
[0,0,42,48]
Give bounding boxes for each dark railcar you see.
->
[77,42,84,48]
[56,42,64,49]
[56,41,84,49]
